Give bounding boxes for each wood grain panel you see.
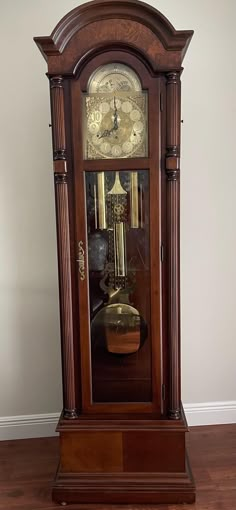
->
[34,1,193,73]
[60,432,123,473]
[123,430,185,473]
[49,19,169,73]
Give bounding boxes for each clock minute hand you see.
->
[113,111,118,131]
[113,97,119,131]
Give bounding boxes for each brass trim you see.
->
[108,171,127,196]
[140,182,143,228]
[77,241,86,281]
[94,183,98,230]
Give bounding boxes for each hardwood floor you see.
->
[0,425,235,509]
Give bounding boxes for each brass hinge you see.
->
[161,244,164,262]
[162,384,166,401]
[160,93,164,112]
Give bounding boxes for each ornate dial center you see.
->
[114,203,125,215]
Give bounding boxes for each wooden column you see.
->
[166,71,181,420]
[51,76,77,419]
[50,76,67,173]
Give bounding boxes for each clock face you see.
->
[84,63,148,160]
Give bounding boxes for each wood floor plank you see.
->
[0,425,235,509]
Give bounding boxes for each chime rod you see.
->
[97,172,107,229]
[130,171,139,228]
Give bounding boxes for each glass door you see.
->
[85,169,151,403]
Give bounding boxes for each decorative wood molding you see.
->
[50,76,67,173]
[2,402,236,440]
[34,0,193,56]
[55,173,78,419]
[166,72,180,152]
[166,169,180,182]
[166,71,181,420]
[34,0,193,74]
[166,147,180,182]
[166,145,179,157]
[53,468,195,505]
[167,179,180,420]
[55,173,67,185]
[166,71,179,84]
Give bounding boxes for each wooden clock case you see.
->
[35,0,195,504]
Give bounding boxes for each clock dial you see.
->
[85,92,147,159]
[84,63,148,160]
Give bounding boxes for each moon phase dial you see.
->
[87,63,142,94]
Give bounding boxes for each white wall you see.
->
[1,0,236,426]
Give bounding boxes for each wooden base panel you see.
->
[53,409,195,504]
[2,424,236,509]
[53,458,195,504]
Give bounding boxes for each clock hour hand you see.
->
[98,127,114,139]
[98,98,119,138]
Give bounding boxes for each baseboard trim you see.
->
[185,401,236,426]
[0,401,235,440]
[0,413,59,440]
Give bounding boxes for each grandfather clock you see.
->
[35,0,195,504]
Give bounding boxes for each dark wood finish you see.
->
[159,76,168,417]
[34,0,193,73]
[166,71,181,420]
[34,0,194,504]
[59,419,187,475]
[1,425,236,509]
[55,174,77,419]
[54,466,194,505]
[71,54,163,416]
[53,408,192,503]
[60,431,123,473]
[50,77,67,172]
[57,412,189,430]
[83,158,150,171]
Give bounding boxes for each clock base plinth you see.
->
[53,410,195,505]
[53,465,195,505]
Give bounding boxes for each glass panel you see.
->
[86,170,152,403]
